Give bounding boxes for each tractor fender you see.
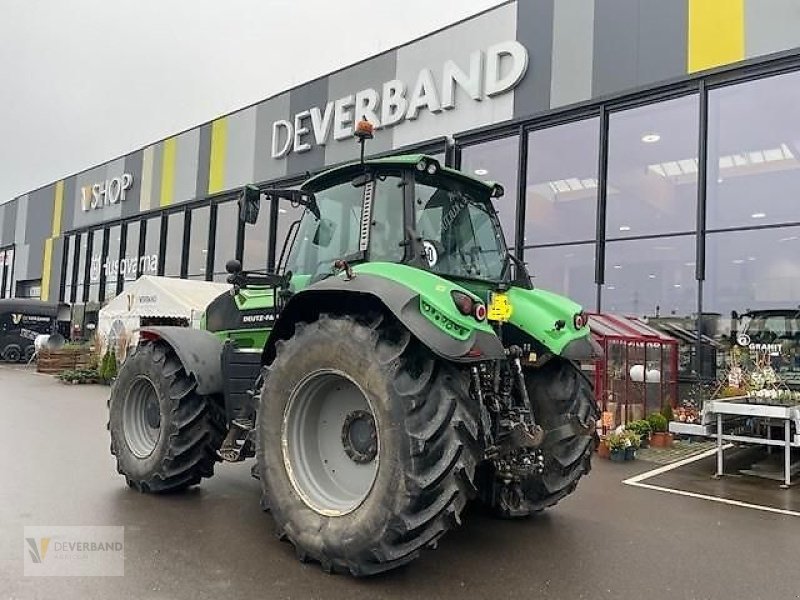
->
[262,274,505,365]
[138,326,224,395]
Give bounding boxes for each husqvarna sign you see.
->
[271,40,528,158]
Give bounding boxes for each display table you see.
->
[669,396,800,488]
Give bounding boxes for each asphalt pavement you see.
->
[2,364,800,600]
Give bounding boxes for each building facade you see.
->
[1,0,799,386]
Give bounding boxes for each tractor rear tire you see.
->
[108,341,226,493]
[257,315,479,576]
[481,358,598,518]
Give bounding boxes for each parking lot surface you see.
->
[2,364,800,600]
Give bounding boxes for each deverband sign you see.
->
[81,173,134,212]
[271,40,528,159]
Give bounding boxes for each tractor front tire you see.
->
[108,341,226,493]
[257,315,479,576]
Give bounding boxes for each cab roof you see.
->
[300,154,498,194]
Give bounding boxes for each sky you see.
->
[0,0,504,203]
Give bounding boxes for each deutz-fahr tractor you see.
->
[108,123,600,576]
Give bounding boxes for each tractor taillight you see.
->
[474,303,487,321]
[451,291,474,316]
[573,311,588,329]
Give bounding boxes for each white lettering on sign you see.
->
[270,40,529,158]
[81,174,134,212]
[90,253,158,283]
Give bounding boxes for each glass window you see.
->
[141,217,161,277]
[525,118,600,246]
[123,221,141,284]
[275,202,304,272]
[705,227,800,389]
[707,71,800,230]
[243,197,269,271]
[705,227,800,318]
[606,95,699,238]
[414,181,505,280]
[460,136,519,247]
[104,225,121,299]
[602,235,697,319]
[163,212,185,277]
[215,201,239,276]
[1,248,12,298]
[75,234,87,301]
[188,206,210,277]
[525,244,596,311]
[62,237,73,302]
[286,182,362,278]
[370,177,405,263]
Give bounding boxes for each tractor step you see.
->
[218,418,255,462]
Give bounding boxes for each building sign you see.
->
[271,40,529,158]
[81,174,134,212]
[89,252,158,282]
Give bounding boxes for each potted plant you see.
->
[606,432,627,462]
[647,413,673,447]
[625,420,651,448]
[623,430,640,460]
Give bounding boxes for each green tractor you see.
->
[108,135,600,576]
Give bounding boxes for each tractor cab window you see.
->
[414,181,506,281]
[369,175,405,263]
[284,182,361,281]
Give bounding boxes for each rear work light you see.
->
[573,311,588,330]
[451,291,486,322]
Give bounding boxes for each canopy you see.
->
[98,276,230,355]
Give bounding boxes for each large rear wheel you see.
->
[257,315,479,576]
[108,341,226,493]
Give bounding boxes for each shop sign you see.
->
[271,40,529,158]
[89,253,158,282]
[81,174,134,212]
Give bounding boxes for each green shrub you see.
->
[98,349,119,384]
[626,419,651,437]
[647,413,668,433]
[661,404,674,422]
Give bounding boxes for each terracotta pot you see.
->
[597,440,611,459]
[650,432,674,448]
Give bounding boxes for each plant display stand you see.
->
[669,396,800,488]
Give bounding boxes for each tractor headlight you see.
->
[416,159,427,171]
[426,162,438,175]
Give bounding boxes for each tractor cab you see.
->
[279,155,515,291]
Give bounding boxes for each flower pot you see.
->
[597,440,611,459]
[624,446,636,461]
[610,449,626,462]
[650,432,674,448]
[638,435,650,449]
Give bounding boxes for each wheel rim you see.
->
[282,369,379,516]
[123,376,162,459]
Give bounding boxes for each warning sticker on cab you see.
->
[487,292,512,322]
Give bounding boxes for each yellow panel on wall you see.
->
[208,118,228,194]
[160,137,177,207]
[40,238,53,302]
[688,0,745,73]
[52,180,64,237]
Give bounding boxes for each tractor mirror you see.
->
[239,184,261,224]
[312,218,336,248]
